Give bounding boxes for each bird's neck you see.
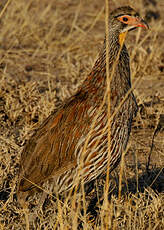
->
[79,34,130,97]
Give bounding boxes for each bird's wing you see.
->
[18,97,90,192]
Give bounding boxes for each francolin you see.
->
[17,6,148,204]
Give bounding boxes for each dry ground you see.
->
[0,0,164,229]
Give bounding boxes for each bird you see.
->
[17,6,148,203]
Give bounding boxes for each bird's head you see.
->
[109,6,149,46]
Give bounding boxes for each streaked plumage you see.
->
[17,6,148,200]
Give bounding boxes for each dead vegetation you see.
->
[0,0,164,229]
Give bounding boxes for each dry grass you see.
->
[0,0,164,229]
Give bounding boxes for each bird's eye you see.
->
[122,17,128,22]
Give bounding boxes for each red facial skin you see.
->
[117,15,149,29]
